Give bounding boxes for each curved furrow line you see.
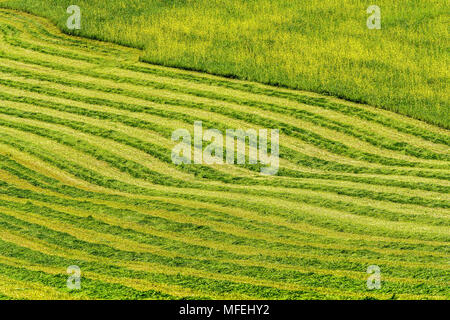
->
[1,169,448,257]
[0,144,448,245]
[2,55,447,174]
[0,23,116,64]
[0,10,132,57]
[0,143,446,276]
[0,216,387,299]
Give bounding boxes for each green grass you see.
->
[0,8,448,300]
[0,0,448,128]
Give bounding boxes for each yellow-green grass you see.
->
[0,0,448,129]
[0,9,448,300]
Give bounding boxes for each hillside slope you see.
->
[0,9,448,299]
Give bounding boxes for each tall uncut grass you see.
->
[1,0,448,128]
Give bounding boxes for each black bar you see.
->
[0,300,446,319]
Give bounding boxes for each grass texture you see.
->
[0,9,448,299]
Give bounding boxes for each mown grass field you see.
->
[0,0,448,129]
[0,8,448,300]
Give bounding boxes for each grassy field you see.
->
[0,0,448,129]
[0,9,448,299]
